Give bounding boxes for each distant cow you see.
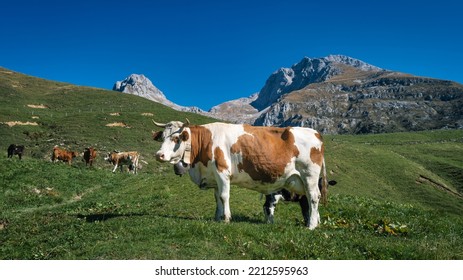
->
[263,178,337,223]
[7,144,24,159]
[104,151,140,174]
[52,146,79,165]
[83,147,97,166]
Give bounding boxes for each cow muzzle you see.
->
[155,151,165,162]
[174,160,190,176]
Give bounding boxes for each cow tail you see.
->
[321,156,328,206]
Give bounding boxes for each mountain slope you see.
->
[0,67,217,160]
[255,68,463,134]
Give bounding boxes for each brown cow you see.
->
[52,146,79,165]
[83,147,97,166]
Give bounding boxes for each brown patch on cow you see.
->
[214,146,228,172]
[314,132,323,141]
[230,125,299,183]
[188,126,213,167]
[310,144,324,166]
[180,130,189,142]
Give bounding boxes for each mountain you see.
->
[208,93,260,124]
[113,74,204,114]
[214,55,463,134]
[250,55,382,111]
[112,55,463,134]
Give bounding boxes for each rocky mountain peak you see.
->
[113,74,168,104]
[250,55,383,110]
[113,73,207,114]
[324,54,382,71]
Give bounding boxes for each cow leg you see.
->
[214,175,231,223]
[112,164,118,173]
[133,162,138,174]
[263,194,277,223]
[298,195,310,226]
[213,188,224,221]
[305,175,321,230]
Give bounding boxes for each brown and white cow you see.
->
[153,119,329,230]
[104,151,140,174]
[52,146,79,165]
[83,147,97,166]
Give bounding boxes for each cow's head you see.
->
[104,151,116,163]
[153,119,191,174]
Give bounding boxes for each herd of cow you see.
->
[7,144,140,174]
[7,119,336,230]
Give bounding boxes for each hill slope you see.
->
[0,67,217,161]
[1,68,462,259]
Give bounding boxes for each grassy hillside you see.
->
[1,68,462,259]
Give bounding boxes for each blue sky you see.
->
[1,0,462,111]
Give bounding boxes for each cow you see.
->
[263,178,337,224]
[83,147,97,166]
[153,119,329,230]
[7,144,24,159]
[104,151,139,174]
[52,146,79,165]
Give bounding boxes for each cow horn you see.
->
[152,119,166,128]
[183,118,190,127]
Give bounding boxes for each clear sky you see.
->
[1,0,462,111]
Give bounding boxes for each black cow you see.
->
[263,178,337,224]
[7,144,24,160]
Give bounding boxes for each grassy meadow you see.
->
[1,68,462,259]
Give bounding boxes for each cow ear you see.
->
[180,130,189,142]
[152,131,163,142]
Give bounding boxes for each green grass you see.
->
[1,67,463,260]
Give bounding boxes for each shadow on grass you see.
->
[75,211,264,225]
[76,212,147,222]
[154,213,264,225]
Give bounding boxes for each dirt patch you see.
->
[106,122,130,128]
[141,112,154,116]
[110,112,121,116]
[27,104,49,109]
[2,121,39,127]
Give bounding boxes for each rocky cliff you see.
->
[254,68,463,134]
[113,74,205,113]
[250,55,382,111]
